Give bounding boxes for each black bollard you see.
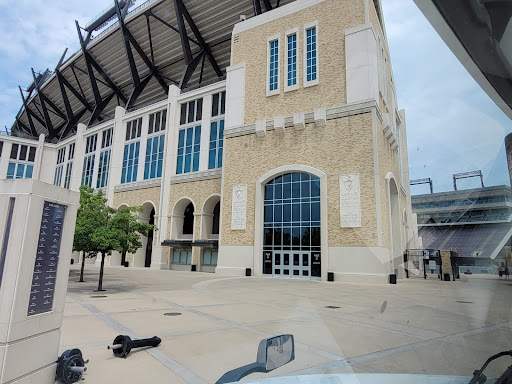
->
[56,349,89,384]
[107,335,161,358]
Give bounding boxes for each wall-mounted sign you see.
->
[28,201,66,316]
[340,174,361,227]
[231,184,247,230]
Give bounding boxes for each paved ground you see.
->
[61,266,512,383]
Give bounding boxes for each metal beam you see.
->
[58,71,92,112]
[261,0,273,11]
[88,93,115,126]
[31,68,55,136]
[179,50,204,89]
[173,0,193,65]
[253,0,262,15]
[19,87,37,137]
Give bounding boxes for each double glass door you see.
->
[273,252,311,279]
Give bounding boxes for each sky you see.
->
[0,0,510,193]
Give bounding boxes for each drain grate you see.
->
[456,301,474,304]
[324,306,341,310]
[90,295,107,298]
[164,312,182,316]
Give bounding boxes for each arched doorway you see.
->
[183,203,194,234]
[145,208,155,268]
[213,202,220,235]
[200,195,221,272]
[263,172,321,280]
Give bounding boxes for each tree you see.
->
[111,206,155,268]
[73,186,118,291]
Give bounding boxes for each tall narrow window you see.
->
[304,23,319,86]
[144,134,165,179]
[64,162,73,189]
[211,92,226,117]
[268,38,280,94]
[85,134,97,154]
[126,118,142,140]
[121,142,140,184]
[286,32,298,90]
[101,128,113,149]
[54,148,66,187]
[176,126,201,174]
[68,143,75,160]
[96,150,111,188]
[179,99,203,125]
[208,120,224,169]
[81,155,95,187]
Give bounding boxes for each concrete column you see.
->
[32,134,46,181]
[106,106,126,206]
[199,95,212,171]
[151,85,180,270]
[137,114,150,182]
[0,140,11,179]
[225,63,246,129]
[70,124,87,191]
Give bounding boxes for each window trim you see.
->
[266,34,281,97]
[285,28,299,93]
[303,21,319,88]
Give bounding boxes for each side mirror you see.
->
[216,335,295,384]
[257,334,295,372]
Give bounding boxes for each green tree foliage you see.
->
[73,186,118,290]
[111,207,155,267]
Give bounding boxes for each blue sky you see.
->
[0,0,510,193]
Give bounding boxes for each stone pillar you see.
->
[106,106,126,206]
[506,133,512,188]
[440,250,452,280]
[0,179,79,384]
[70,123,86,191]
[0,140,11,179]
[32,134,46,181]
[152,85,180,270]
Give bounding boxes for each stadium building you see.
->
[412,185,512,273]
[0,0,421,282]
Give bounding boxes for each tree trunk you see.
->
[79,251,86,282]
[97,252,106,291]
[121,250,127,266]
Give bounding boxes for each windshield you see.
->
[0,0,511,383]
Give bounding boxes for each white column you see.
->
[199,95,212,171]
[91,145,100,190]
[225,63,246,129]
[345,25,379,104]
[106,107,126,205]
[33,134,46,181]
[137,114,150,182]
[70,124,86,191]
[151,85,180,269]
[0,140,12,179]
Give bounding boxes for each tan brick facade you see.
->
[221,113,379,248]
[232,0,365,124]
[113,186,161,211]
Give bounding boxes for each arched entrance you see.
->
[200,195,221,272]
[169,198,196,270]
[145,208,155,268]
[263,172,321,280]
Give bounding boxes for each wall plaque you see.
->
[231,184,247,230]
[340,174,361,228]
[28,201,66,316]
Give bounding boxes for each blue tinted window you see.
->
[287,34,297,86]
[144,134,164,180]
[306,27,317,82]
[269,40,279,91]
[121,142,139,184]
[208,120,224,169]
[176,126,200,174]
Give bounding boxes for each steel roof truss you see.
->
[31,68,56,136]
[18,87,38,138]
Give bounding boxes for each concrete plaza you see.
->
[61,266,512,383]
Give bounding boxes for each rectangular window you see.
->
[208,120,224,169]
[121,142,140,183]
[148,110,167,135]
[101,128,113,149]
[144,134,165,180]
[176,126,201,174]
[96,150,111,188]
[173,249,192,265]
[268,38,280,94]
[56,148,66,164]
[211,92,226,117]
[85,134,97,154]
[68,143,75,160]
[0,141,3,157]
[180,99,203,125]
[10,144,35,162]
[126,118,142,141]
[304,23,319,86]
[54,166,63,186]
[286,32,298,89]
[64,162,73,189]
[7,163,33,179]
[81,155,95,187]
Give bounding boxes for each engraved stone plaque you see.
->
[28,201,66,316]
[340,174,361,228]
[231,184,247,230]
